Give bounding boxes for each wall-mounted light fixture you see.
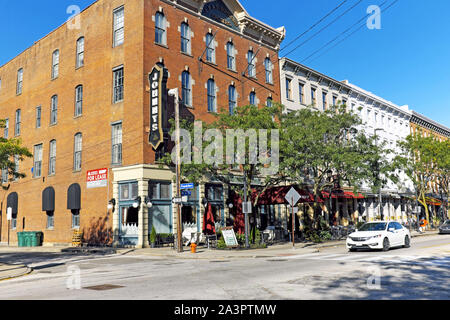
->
[107,198,116,211]
[145,196,153,209]
[133,196,142,209]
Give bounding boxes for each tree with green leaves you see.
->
[279,104,399,228]
[160,103,284,235]
[0,119,32,190]
[395,131,450,224]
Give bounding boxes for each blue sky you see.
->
[1,0,449,128]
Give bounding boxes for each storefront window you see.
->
[120,182,138,201]
[149,181,171,200]
[206,184,223,201]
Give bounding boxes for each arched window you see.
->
[76,37,84,68]
[155,12,167,45]
[228,85,236,114]
[73,133,82,171]
[180,22,191,54]
[205,33,215,63]
[50,95,58,125]
[52,50,59,79]
[249,92,256,106]
[264,58,273,84]
[207,79,216,112]
[247,50,255,78]
[181,71,192,107]
[75,85,83,116]
[226,42,235,71]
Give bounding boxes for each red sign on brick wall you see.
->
[87,168,108,189]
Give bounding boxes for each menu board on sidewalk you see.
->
[221,227,238,247]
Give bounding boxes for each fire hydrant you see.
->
[190,243,197,254]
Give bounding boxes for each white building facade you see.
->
[279,57,415,223]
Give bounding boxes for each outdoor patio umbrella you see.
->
[203,203,216,235]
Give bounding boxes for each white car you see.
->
[346,221,411,252]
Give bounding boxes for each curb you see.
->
[0,265,33,282]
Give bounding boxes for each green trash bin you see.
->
[24,232,32,247]
[35,232,43,246]
[17,232,24,247]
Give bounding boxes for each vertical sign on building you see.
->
[149,63,168,149]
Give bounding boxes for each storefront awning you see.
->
[7,192,18,215]
[321,190,364,199]
[42,187,55,212]
[67,183,81,210]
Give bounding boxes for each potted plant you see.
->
[150,226,157,248]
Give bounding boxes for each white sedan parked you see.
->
[346,222,411,252]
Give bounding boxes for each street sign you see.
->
[181,190,192,197]
[172,197,182,204]
[181,183,194,190]
[182,196,188,203]
[86,168,108,189]
[242,202,252,214]
[6,207,12,221]
[285,187,301,207]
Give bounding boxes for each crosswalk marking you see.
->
[277,253,450,266]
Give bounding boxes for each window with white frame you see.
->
[52,50,59,79]
[16,68,23,95]
[322,92,327,110]
[206,33,215,63]
[49,140,56,175]
[155,12,167,45]
[15,109,21,136]
[180,22,191,54]
[226,41,235,71]
[4,118,8,138]
[76,37,84,68]
[228,85,236,114]
[113,67,124,103]
[299,83,304,104]
[113,6,124,47]
[50,95,58,125]
[73,133,82,171]
[311,88,316,106]
[13,155,19,181]
[247,50,256,78]
[75,85,83,116]
[47,212,54,229]
[33,144,43,178]
[111,122,122,165]
[264,58,273,84]
[207,79,216,112]
[249,91,256,106]
[285,78,292,100]
[36,106,41,128]
[181,71,192,107]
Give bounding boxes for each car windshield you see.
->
[358,223,387,231]
[444,220,450,225]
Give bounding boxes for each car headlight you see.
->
[370,235,382,239]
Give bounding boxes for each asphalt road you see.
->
[0,234,448,300]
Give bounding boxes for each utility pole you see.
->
[243,171,249,249]
[374,128,384,220]
[169,88,183,253]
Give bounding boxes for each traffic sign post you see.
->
[285,188,301,248]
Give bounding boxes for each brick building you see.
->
[0,0,285,247]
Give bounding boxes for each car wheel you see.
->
[382,238,390,252]
[403,236,410,248]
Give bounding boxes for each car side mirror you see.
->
[388,228,395,232]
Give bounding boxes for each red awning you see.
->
[322,191,364,199]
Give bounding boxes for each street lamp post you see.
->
[168,88,183,253]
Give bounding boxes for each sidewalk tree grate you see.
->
[83,284,125,291]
